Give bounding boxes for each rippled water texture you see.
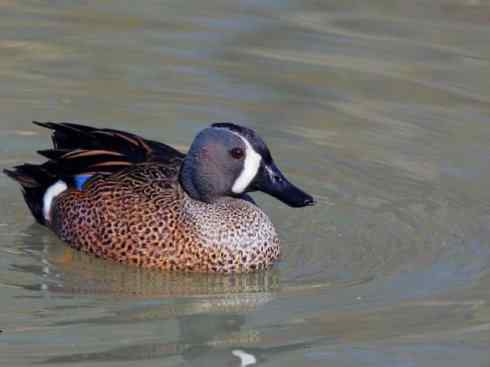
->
[2,1,490,365]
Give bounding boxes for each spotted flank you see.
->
[4,121,314,273]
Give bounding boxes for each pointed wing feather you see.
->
[32,121,185,179]
[33,121,185,160]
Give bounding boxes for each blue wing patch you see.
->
[74,175,92,190]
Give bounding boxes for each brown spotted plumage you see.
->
[4,121,314,273]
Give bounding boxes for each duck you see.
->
[4,121,314,273]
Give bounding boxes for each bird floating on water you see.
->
[5,122,314,273]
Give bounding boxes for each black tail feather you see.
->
[3,164,58,225]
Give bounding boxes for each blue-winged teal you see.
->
[5,122,314,273]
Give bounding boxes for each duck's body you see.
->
[53,163,279,272]
[5,122,313,273]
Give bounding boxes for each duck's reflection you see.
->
[15,224,280,297]
[15,225,307,365]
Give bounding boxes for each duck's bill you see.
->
[252,162,315,208]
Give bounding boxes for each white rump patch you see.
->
[231,134,261,194]
[232,350,257,367]
[43,180,67,221]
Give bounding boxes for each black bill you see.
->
[251,162,315,208]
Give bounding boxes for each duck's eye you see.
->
[230,147,244,159]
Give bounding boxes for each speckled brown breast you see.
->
[49,163,280,273]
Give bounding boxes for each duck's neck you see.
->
[179,164,256,206]
[178,162,202,201]
[179,158,231,204]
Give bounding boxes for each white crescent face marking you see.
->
[43,180,67,221]
[230,133,262,194]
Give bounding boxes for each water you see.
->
[1,0,490,365]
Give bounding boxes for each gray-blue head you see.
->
[179,123,314,207]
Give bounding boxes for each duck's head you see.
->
[180,123,315,207]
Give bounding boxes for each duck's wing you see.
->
[4,122,185,224]
[34,121,185,171]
